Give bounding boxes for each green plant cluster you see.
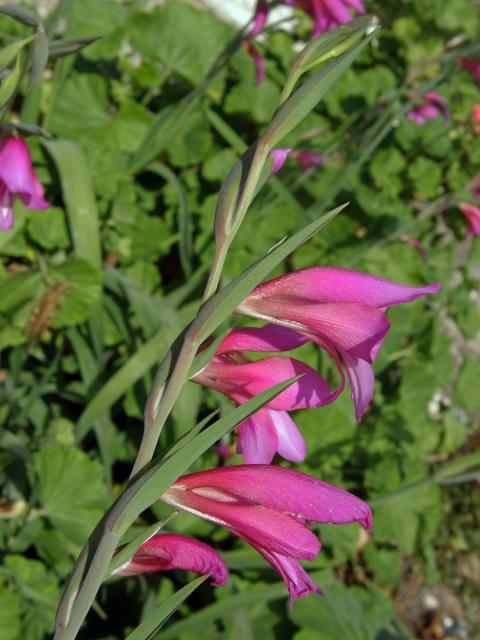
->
[0,1,479,639]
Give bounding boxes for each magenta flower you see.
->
[113,533,228,586]
[237,267,441,420]
[250,0,269,37]
[192,325,335,463]
[285,0,366,38]
[291,150,325,171]
[458,203,480,236]
[460,58,480,87]
[0,136,51,230]
[269,148,292,175]
[407,92,449,126]
[162,465,372,606]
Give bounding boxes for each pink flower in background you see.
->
[237,267,441,420]
[269,148,292,175]
[113,533,228,585]
[460,58,480,87]
[193,325,336,463]
[285,0,366,38]
[458,203,480,236]
[407,92,449,126]
[291,150,325,171]
[250,0,269,37]
[243,40,266,85]
[0,136,51,231]
[162,465,372,606]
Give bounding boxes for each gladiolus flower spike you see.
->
[162,465,372,607]
[113,533,228,586]
[237,267,441,421]
[0,136,51,231]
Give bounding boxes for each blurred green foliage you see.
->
[0,0,479,638]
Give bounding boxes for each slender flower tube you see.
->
[458,203,480,236]
[237,267,441,420]
[113,533,228,586]
[192,325,335,463]
[407,92,449,126]
[161,465,372,606]
[0,136,51,230]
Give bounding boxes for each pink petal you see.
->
[238,411,279,464]
[269,148,292,176]
[240,266,441,309]
[195,355,334,410]
[321,0,353,25]
[269,410,307,462]
[250,0,269,37]
[114,534,228,586]
[341,350,375,420]
[216,325,309,355]
[163,483,321,560]
[0,137,50,210]
[459,203,480,236]
[256,547,323,608]
[169,465,373,530]
[241,298,391,362]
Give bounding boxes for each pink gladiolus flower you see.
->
[113,533,228,586]
[0,136,51,230]
[237,267,441,420]
[291,150,325,171]
[269,148,292,175]
[162,465,372,606]
[243,40,265,85]
[192,325,335,463]
[285,0,366,38]
[460,58,480,87]
[458,203,480,236]
[407,92,449,126]
[251,0,269,37]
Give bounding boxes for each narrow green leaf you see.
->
[44,140,103,355]
[0,52,22,109]
[194,204,346,343]
[264,35,375,148]
[28,31,49,89]
[148,161,192,277]
[43,140,101,268]
[76,328,166,442]
[0,35,34,72]
[125,576,207,640]
[48,36,101,60]
[0,4,41,27]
